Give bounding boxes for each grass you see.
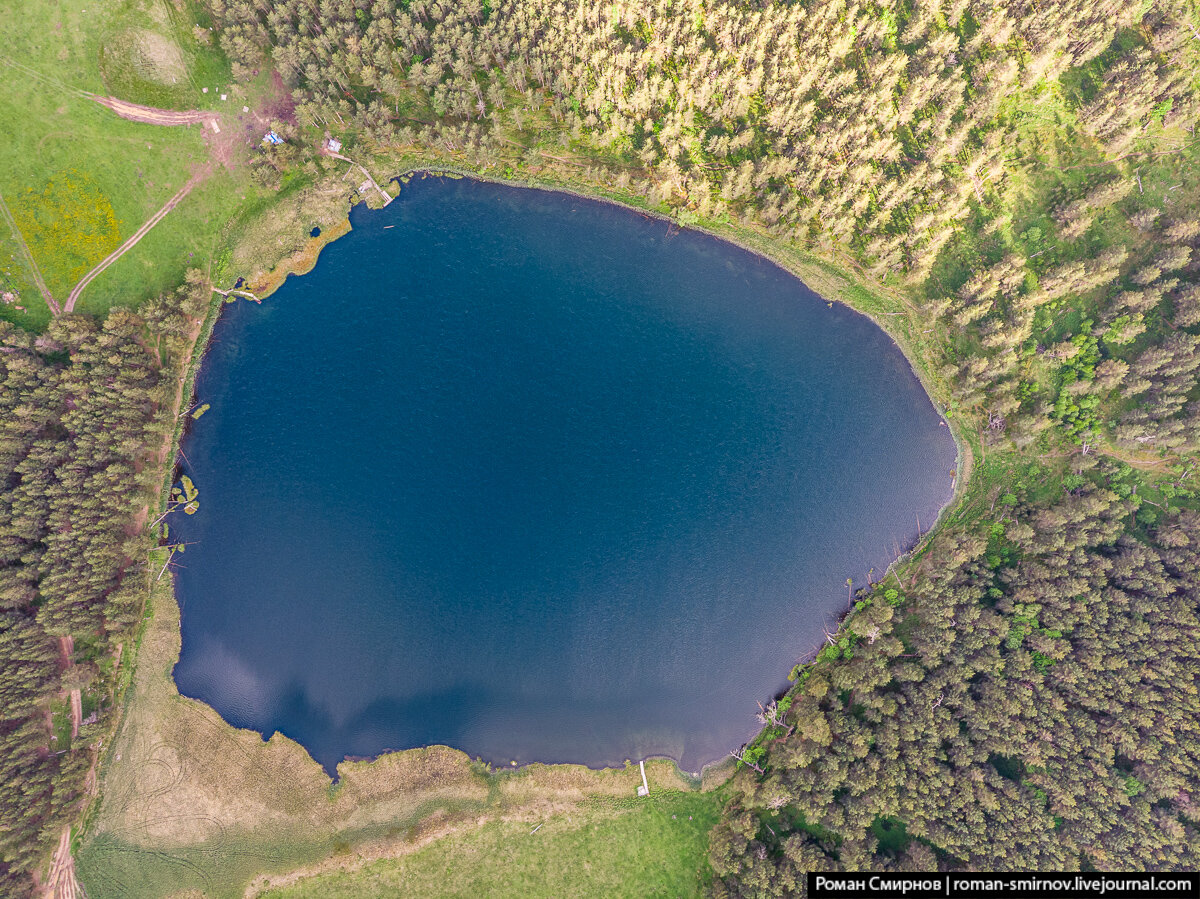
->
[97,0,231,111]
[258,792,721,899]
[215,166,356,292]
[0,0,255,327]
[49,699,73,752]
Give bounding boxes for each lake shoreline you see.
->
[76,159,969,899]
[160,193,750,785]
[168,173,959,782]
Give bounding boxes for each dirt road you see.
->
[69,689,81,740]
[92,96,215,127]
[64,166,209,312]
[65,96,226,313]
[58,635,74,667]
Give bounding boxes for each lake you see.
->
[171,174,957,776]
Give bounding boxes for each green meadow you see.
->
[0,0,249,328]
[259,793,723,899]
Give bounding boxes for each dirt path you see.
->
[45,827,85,899]
[92,96,215,127]
[1098,441,1180,471]
[1039,443,1182,472]
[0,188,59,314]
[69,689,82,741]
[64,166,210,313]
[58,635,74,667]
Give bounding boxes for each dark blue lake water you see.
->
[171,175,956,776]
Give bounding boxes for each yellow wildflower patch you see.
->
[12,169,123,295]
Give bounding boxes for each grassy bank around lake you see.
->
[68,136,975,898]
[17,0,1200,890]
[74,153,968,896]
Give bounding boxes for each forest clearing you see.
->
[0,0,247,328]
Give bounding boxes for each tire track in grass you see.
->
[63,96,224,313]
[64,165,210,312]
[0,188,59,314]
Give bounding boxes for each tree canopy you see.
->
[0,280,207,896]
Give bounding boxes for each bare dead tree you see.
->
[729,747,765,774]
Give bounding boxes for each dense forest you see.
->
[709,466,1200,886]
[4,0,1200,892]
[195,0,1200,886]
[0,283,206,896]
